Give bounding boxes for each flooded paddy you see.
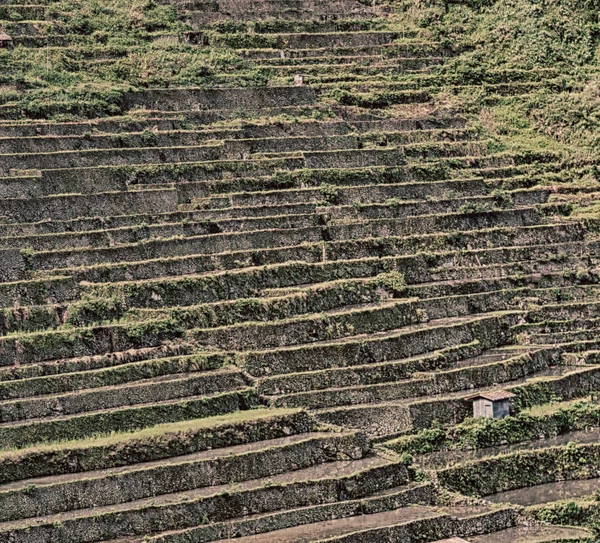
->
[485,477,600,506]
[418,428,600,470]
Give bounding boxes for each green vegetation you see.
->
[528,499,600,537]
[386,399,600,455]
[0,0,596,135]
[0,0,247,118]
[1,0,600,540]
[437,440,600,496]
[409,0,600,155]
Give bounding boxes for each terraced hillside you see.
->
[1,0,600,541]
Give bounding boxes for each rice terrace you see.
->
[2,0,600,541]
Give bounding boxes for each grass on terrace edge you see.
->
[0,407,301,458]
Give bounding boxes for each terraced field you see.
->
[0,0,599,541]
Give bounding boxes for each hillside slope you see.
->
[0,0,600,541]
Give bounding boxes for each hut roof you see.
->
[465,390,516,402]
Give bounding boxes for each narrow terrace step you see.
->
[191,288,521,351]
[130,271,407,330]
[0,0,55,5]
[226,129,476,160]
[74,253,428,302]
[0,114,464,140]
[75,232,583,311]
[214,30,403,50]
[416,428,600,471]
[0,166,545,223]
[327,205,549,248]
[257,342,483,396]
[0,156,301,200]
[241,41,443,61]
[2,263,410,334]
[30,224,324,270]
[0,129,246,155]
[0,366,249,424]
[253,57,443,76]
[528,299,600,321]
[226,134,363,157]
[324,223,584,263]
[251,270,600,327]
[0,346,218,392]
[211,506,451,543]
[184,165,548,210]
[0,387,260,450]
[304,147,406,169]
[402,141,489,162]
[0,204,322,237]
[0,276,532,361]
[256,239,598,298]
[516,325,600,344]
[0,43,155,61]
[194,184,504,220]
[326,191,549,222]
[31,212,576,281]
[316,66,560,90]
[0,20,57,39]
[196,178,494,209]
[266,348,549,410]
[255,50,438,64]
[0,275,79,309]
[0,118,435,155]
[315,364,600,439]
[101,482,435,543]
[0,188,178,223]
[2,132,415,171]
[328,79,567,101]
[0,212,322,252]
[0,408,313,484]
[8,31,179,47]
[563,349,600,364]
[239,312,519,377]
[183,186,549,229]
[0,150,534,205]
[430,239,599,272]
[428,256,595,283]
[469,525,591,543]
[0,108,277,138]
[52,222,588,287]
[28,207,546,271]
[2,34,66,47]
[0,430,368,522]
[39,258,595,340]
[438,153,557,175]
[0,315,192,365]
[0,453,410,543]
[328,86,433,107]
[205,504,519,543]
[0,3,45,18]
[487,477,600,507]
[194,17,392,35]
[185,5,379,25]
[0,143,223,174]
[0,145,440,207]
[120,86,317,112]
[517,316,600,333]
